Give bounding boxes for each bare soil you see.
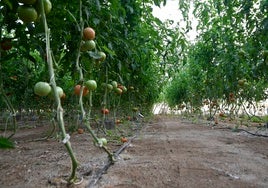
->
[0,116,268,188]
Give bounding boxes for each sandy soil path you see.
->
[0,116,267,188]
[96,117,268,188]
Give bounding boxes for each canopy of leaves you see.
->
[165,0,268,109]
[0,0,176,112]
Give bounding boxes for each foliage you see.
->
[0,136,15,149]
[0,0,174,114]
[165,0,268,112]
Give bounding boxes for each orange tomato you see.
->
[74,85,89,96]
[77,128,84,134]
[115,119,121,125]
[121,137,128,143]
[101,108,109,114]
[83,27,95,40]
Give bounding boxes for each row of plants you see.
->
[164,0,268,121]
[0,0,172,184]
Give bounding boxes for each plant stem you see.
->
[85,91,115,162]
[39,0,78,182]
[72,0,114,162]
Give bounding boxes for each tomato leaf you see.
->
[0,137,15,149]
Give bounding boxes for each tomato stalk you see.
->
[101,67,109,131]
[113,93,122,123]
[86,91,115,162]
[38,0,78,183]
[72,0,114,163]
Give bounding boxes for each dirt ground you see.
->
[0,116,268,188]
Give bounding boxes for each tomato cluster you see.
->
[34,81,65,99]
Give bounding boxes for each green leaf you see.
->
[102,45,116,56]
[0,137,15,149]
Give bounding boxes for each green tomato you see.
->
[43,0,52,14]
[107,84,113,91]
[99,138,107,146]
[80,40,96,52]
[122,86,127,92]
[49,86,64,98]
[101,83,113,91]
[97,51,106,62]
[34,81,51,97]
[111,81,117,88]
[85,80,97,91]
[18,5,38,23]
[35,0,52,15]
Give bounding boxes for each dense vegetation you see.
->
[1,0,268,183]
[1,0,176,182]
[0,0,176,114]
[164,0,268,117]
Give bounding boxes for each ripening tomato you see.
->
[77,128,84,134]
[101,108,109,115]
[117,84,124,90]
[121,137,128,143]
[83,27,95,40]
[114,88,123,95]
[115,119,121,125]
[74,85,89,96]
